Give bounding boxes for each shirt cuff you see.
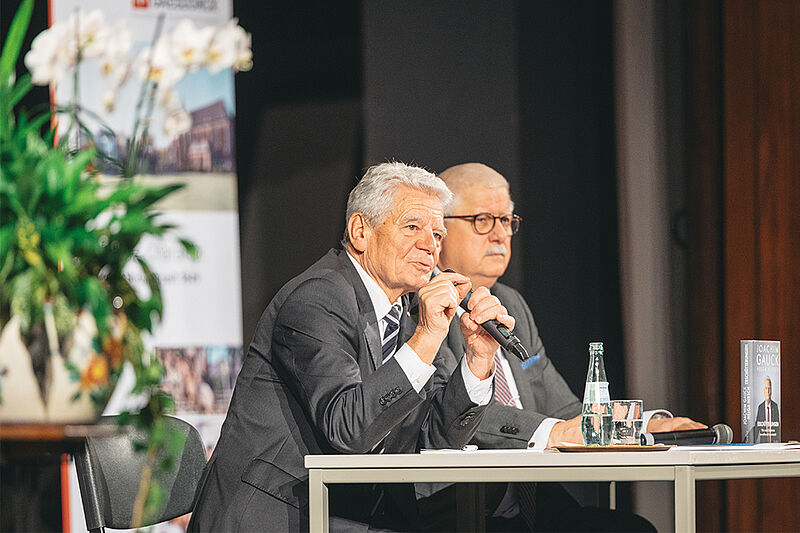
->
[460,355,494,406]
[394,343,436,393]
[643,409,673,430]
[529,417,562,449]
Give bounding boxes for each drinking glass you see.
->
[611,399,643,445]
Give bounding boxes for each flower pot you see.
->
[0,307,116,424]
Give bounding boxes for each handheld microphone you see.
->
[434,267,530,362]
[459,288,529,362]
[640,423,733,446]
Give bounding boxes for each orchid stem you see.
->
[126,13,164,178]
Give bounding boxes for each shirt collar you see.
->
[346,252,400,321]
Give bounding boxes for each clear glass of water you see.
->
[611,399,643,445]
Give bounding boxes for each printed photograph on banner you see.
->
[51,0,243,211]
[158,345,243,414]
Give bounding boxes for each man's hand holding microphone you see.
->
[408,270,514,381]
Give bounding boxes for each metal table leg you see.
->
[309,469,329,533]
[674,465,696,533]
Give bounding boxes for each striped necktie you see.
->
[381,303,402,364]
[493,353,516,406]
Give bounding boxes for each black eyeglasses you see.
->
[443,213,522,235]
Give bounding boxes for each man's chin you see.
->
[483,255,510,271]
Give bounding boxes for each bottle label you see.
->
[583,381,610,404]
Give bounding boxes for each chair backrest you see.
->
[74,415,207,532]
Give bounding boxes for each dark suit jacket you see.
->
[435,282,581,447]
[188,249,486,532]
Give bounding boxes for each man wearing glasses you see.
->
[418,162,703,532]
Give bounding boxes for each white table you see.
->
[305,445,800,532]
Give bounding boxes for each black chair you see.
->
[73,415,207,533]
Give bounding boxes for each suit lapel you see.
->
[489,285,538,410]
[338,251,383,371]
[506,352,536,408]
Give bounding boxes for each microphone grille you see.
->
[712,423,733,444]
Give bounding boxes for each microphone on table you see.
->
[640,423,734,446]
[436,268,530,362]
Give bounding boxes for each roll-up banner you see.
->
[48,0,243,529]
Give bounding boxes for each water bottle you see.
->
[581,341,612,445]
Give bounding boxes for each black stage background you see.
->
[232,0,627,403]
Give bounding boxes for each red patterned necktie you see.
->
[493,353,516,406]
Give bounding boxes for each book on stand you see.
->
[741,340,781,443]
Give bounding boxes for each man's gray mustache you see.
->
[485,245,508,256]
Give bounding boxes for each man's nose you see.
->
[488,221,508,242]
[418,229,437,252]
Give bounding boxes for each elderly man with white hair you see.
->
[189,162,513,532]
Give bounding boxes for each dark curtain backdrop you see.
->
[234,0,627,402]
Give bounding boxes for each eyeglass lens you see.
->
[474,214,519,234]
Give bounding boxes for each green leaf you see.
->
[44,240,77,280]
[64,147,95,184]
[178,238,199,260]
[77,276,112,339]
[130,183,185,210]
[8,73,33,108]
[0,0,33,82]
[0,225,14,266]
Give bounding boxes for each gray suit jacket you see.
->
[434,282,580,448]
[188,249,486,532]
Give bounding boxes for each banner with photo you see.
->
[48,0,244,529]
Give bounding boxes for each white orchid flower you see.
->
[157,86,181,110]
[98,22,132,78]
[64,9,107,58]
[24,24,72,84]
[231,24,253,73]
[205,20,252,74]
[170,19,214,72]
[204,21,239,74]
[135,37,186,88]
[163,106,192,138]
[110,60,131,90]
[102,89,117,112]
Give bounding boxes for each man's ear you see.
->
[347,212,370,253]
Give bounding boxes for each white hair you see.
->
[342,162,452,246]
